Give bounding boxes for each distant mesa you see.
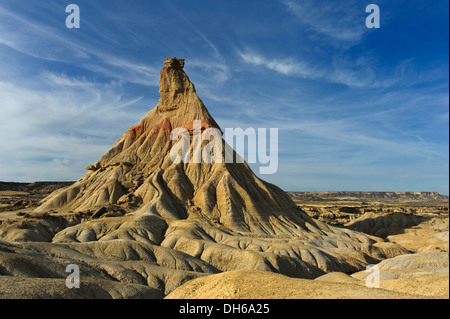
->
[288,191,449,203]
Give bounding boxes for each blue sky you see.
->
[0,0,448,194]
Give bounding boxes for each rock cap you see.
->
[164,57,185,69]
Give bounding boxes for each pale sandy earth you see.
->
[165,269,448,299]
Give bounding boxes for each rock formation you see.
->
[0,58,411,298]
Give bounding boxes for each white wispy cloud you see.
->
[238,51,321,78]
[0,4,90,61]
[0,76,151,182]
[281,0,367,45]
[187,59,231,84]
[238,48,446,90]
[238,49,372,87]
[0,4,161,86]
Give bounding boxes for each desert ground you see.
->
[0,58,448,299]
[1,182,448,299]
